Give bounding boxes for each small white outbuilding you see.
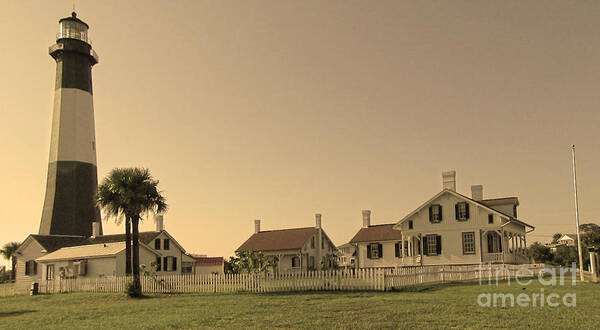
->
[36,242,160,280]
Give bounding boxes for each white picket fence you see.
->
[17,263,554,295]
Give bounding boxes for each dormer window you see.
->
[429,204,442,223]
[455,202,470,221]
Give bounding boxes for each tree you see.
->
[551,233,562,244]
[98,168,167,297]
[552,245,578,267]
[226,251,278,274]
[526,242,553,264]
[97,169,133,276]
[0,242,20,282]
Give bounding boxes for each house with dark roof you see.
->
[348,210,405,269]
[236,214,337,272]
[13,215,194,289]
[393,171,535,266]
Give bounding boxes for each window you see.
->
[163,256,178,271]
[487,232,502,253]
[311,237,315,249]
[429,205,442,223]
[155,256,161,271]
[154,239,161,250]
[181,262,193,274]
[462,232,476,254]
[163,239,170,250]
[408,220,414,230]
[25,260,37,275]
[321,237,325,249]
[424,235,441,256]
[394,241,410,258]
[292,256,300,268]
[455,202,469,221]
[309,256,315,269]
[488,214,494,224]
[46,265,55,280]
[367,243,382,259]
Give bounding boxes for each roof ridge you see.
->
[256,226,316,233]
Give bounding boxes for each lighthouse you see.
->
[38,13,102,237]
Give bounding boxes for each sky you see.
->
[1,0,599,267]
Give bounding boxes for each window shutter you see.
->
[436,235,442,255]
[422,236,428,256]
[377,244,383,258]
[163,257,168,271]
[156,257,161,271]
[455,204,459,220]
[395,242,400,258]
[173,257,177,271]
[428,206,433,222]
[367,244,372,259]
[439,205,443,221]
[25,261,30,275]
[155,239,160,250]
[465,203,470,219]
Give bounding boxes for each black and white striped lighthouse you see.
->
[39,13,102,237]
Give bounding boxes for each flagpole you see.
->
[571,145,584,281]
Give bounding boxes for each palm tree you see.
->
[97,169,133,276]
[97,167,167,296]
[0,242,20,282]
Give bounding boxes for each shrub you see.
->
[125,280,142,298]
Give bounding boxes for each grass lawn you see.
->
[1,280,598,329]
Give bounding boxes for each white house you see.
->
[36,242,160,280]
[393,171,535,266]
[349,210,406,269]
[190,256,225,275]
[236,214,337,272]
[13,216,193,290]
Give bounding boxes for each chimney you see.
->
[254,219,261,234]
[442,170,456,191]
[471,185,483,201]
[155,214,164,231]
[91,222,101,237]
[315,213,322,228]
[362,210,371,228]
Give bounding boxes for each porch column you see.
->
[401,233,405,258]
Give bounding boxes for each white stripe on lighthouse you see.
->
[48,88,97,165]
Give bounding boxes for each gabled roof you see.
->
[36,242,160,262]
[394,189,534,230]
[559,234,577,241]
[236,227,318,252]
[19,231,166,255]
[193,256,224,266]
[349,224,402,243]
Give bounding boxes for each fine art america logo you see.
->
[476,263,578,308]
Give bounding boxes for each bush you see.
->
[125,281,142,298]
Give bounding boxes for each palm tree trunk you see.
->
[125,216,132,275]
[131,215,141,296]
[11,257,16,282]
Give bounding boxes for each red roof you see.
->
[236,227,318,252]
[349,224,402,243]
[193,257,224,266]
